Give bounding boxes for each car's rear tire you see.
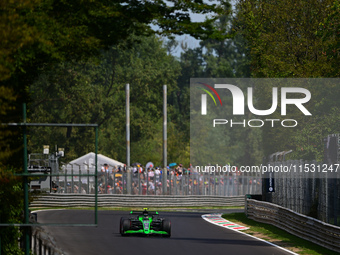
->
[120,218,130,236]
[162,220,171,237]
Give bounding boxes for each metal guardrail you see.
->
[31,227,66,255]
[30,194,245,208]
[246,199,340,253]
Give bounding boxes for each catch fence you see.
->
[47,168,261,197]
[266,159,340,225]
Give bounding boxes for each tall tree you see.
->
[235,0,335,78]
[235,0,340,159]
[317,0,340,77]
[177,7,261,167]
[0,0,231,164]
[28,34,182,166]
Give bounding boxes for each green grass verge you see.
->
[222,213,338,255]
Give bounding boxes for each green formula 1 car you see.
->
[120,208,171,237]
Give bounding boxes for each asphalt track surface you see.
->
[36,209,294,255]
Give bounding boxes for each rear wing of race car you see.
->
[130,208,159,216]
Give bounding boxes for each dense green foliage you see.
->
[0,0,229,253]
[179,12,261,167]
[25,2,255,168]
[0,169,25,255]
[0,0,339,253]
[28,34,184,165]
[235,0,340,160]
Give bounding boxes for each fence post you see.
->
[79,168,82,194]
[71,165,74,193]
[39,237,42,255]
[64,165,67,193]
[138,172,141,195]
[245,195,250,217]
[146,171,149,195]
[87,168,90,194]
[169,173,172,195]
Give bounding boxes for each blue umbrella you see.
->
[145,162,154,169]
[169,163,177,167]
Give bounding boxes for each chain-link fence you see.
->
[48,167,261,197]
[267,160,340,226]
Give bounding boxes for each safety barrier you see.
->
[49,172,261,197]
[246,199,340,253]
[31,226,65,255]
[30,194,245,208]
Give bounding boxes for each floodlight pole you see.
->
[126,84,131,194]
[126,84,130,168]
[163,85,167,195]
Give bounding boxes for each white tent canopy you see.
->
[62,152,125,173]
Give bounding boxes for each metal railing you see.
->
[246,198,340,253]
[31,227,65,255]
[48,170,261,197]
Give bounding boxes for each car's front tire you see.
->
[162,219,171,237]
